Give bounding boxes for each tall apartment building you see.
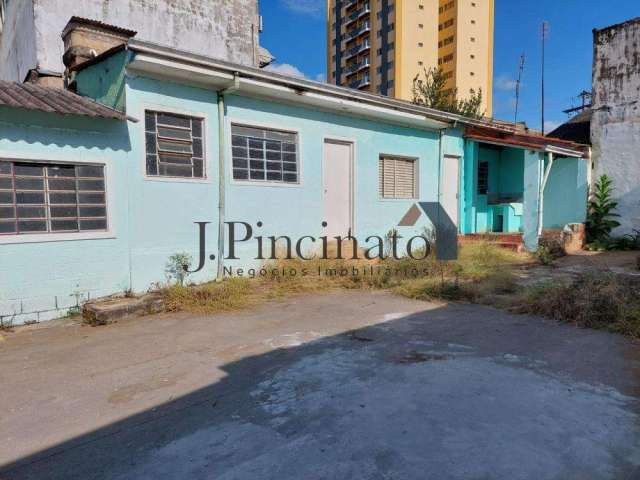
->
[0,0,270,84]
[327,0,493,116]
[438,0,493,116]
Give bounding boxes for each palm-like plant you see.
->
[586,175,621,242]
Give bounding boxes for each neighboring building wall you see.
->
[592,17,640,234]
[0,0,261,81]
[0,0,37,82]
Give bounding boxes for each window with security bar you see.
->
[145,111,205,178]
[231,125,299,183]
[379,156,418,199]
[0,161,107,235]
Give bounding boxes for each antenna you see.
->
[541,21,549,135]
[562,90,593,116]
[514,53,525,125]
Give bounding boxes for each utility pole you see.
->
[541,21,549,135]
[514,53,525,125]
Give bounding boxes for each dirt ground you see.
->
[516,250,640,286]
[1,290,639,480]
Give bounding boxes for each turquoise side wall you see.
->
[543,157,589,229]
[0,107,131,323]
[74,50,132,112]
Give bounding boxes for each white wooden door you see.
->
[323,140,353,238]
[441,155,460,229]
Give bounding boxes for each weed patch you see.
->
[513,273,640,339]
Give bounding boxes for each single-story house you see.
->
[0,19,589,324]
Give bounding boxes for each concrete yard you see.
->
[1,291,639,479]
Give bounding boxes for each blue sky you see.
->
[260,0,639,131]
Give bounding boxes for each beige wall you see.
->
[439,0,493,117]
[395,0,439,100]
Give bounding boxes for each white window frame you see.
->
[378,153,419,201]
[227,118,304,188]
[139,103,211,184]
[0,154,116,245]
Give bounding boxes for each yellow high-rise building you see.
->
[327,0,493,117]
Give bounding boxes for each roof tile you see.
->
[0,81,126,120]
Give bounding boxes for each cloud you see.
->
[264,63,307,79]
[495,75,518,92]
[280,0,324,16]
[314,73,327,83]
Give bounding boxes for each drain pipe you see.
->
[217,74,240,280]
[537,151,555,237]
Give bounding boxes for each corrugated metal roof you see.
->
[0,81,126,120]
[465,125,586,157]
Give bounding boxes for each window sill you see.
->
[0,231,116,245]
[143,175,213,185]
[230,180,303,188]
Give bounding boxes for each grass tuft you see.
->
[162,278,256,314]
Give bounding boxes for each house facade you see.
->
[0,23,589,325]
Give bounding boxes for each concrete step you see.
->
[82,293,165,326]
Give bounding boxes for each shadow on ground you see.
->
[1,293,640,480]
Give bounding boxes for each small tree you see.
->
[165,252,193,286]
[586,175,621,242]
[412,67,484,119]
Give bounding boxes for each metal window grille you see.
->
[379,156,417,199]
[0,161,107,235]
[145,111,205,178]
[477,162,489,195]
[231,125,299,183]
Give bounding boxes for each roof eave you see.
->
[126,39,514,133]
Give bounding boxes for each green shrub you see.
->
[586,175,621,243]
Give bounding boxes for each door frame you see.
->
[441,154,462,234]
[322,137,356,235]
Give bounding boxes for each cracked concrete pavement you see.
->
[1,291,639,479]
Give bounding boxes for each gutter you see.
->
[216,73,240,280]
[537,152,555,237]
[127,39,511,132]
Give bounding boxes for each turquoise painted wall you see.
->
[223,95,446,267]
[0,107,131,323]
[543,157,588,229]
[499,148,525,194]
[124,76,221,290]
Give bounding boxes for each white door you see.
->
[441,155,460,229]
[323,140,353,238]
